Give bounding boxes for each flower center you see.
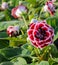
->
[35,28,46,40]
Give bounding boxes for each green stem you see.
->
[34,46,51,61]
[22,15,28,29]
[21,30,24,35]
[39,46,51,61]
[34,48,40,60]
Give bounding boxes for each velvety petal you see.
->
[44,31,51,41]
[28,34,34,42]
[33,30,38,36]
[30,23,35,29]
[42,26,48,31]
[35,23,45,30]
[40,44,48,48]
[11,6,18,18]
[49,28,54,37]
[33,30,40,42]
[32,42,39,48]
[46,31,51,37]
[27,29,33,36]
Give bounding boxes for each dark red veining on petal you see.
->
[35,28,46,40]
[46,1,55,16]
[27,20,54,49]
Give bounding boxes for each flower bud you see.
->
[11,4,28,18]
[7,26,19,37]
[44,1,55,16]
[1,2,8,10]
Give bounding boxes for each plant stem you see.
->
[21,30,24,35]
[34,48,40,60]
[39,46,51,61]
[22,15,28,29]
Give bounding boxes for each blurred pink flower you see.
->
[44,1,55,16]
[1,2,8,10]
[27,20,54,49]
[7,26,19,37]
[11,4,28,18]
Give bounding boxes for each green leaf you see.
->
[0,12,5,21]
[28,62,39,65]
[46,16,58,32]
[11,0,17,7]
[0,62,13,65]
[0,31,8,38]
[38,61,49,65]
[52,58,58,62]
[48,58,58,65]
[0,47,23,59]
[46,16,58,41]
[48,58,55,65]
[0,57,27,65]
[26,0,36,4]
[11,57,27,65]
[54,32,58,41]
[0,39,9,49]
[50,44,58,58]
[0,54,8,63]
[0,20,25,31]
[0,45,32,60]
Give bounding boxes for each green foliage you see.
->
[38,61,49,65]
[0,57,27,65]
[46,16,58,40]
[0,20,25,31]
[0,39,9,49]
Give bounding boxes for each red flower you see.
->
[27,20,54,49]
[44,1,55,16]
[7,26,19,37]
[11,4,28,18]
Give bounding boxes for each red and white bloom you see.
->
[11,4,28,18]
[27,20,54,49]
[7,26,19,37]
[1,2,8,10]
[44,1,55,16]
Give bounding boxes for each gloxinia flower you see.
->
[44,1,55,16]
[27,20,54,49]
[7,26,19,37]
[1,2,8,10]
[11,4,28,18]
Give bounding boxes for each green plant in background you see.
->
[0,0,58,65]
